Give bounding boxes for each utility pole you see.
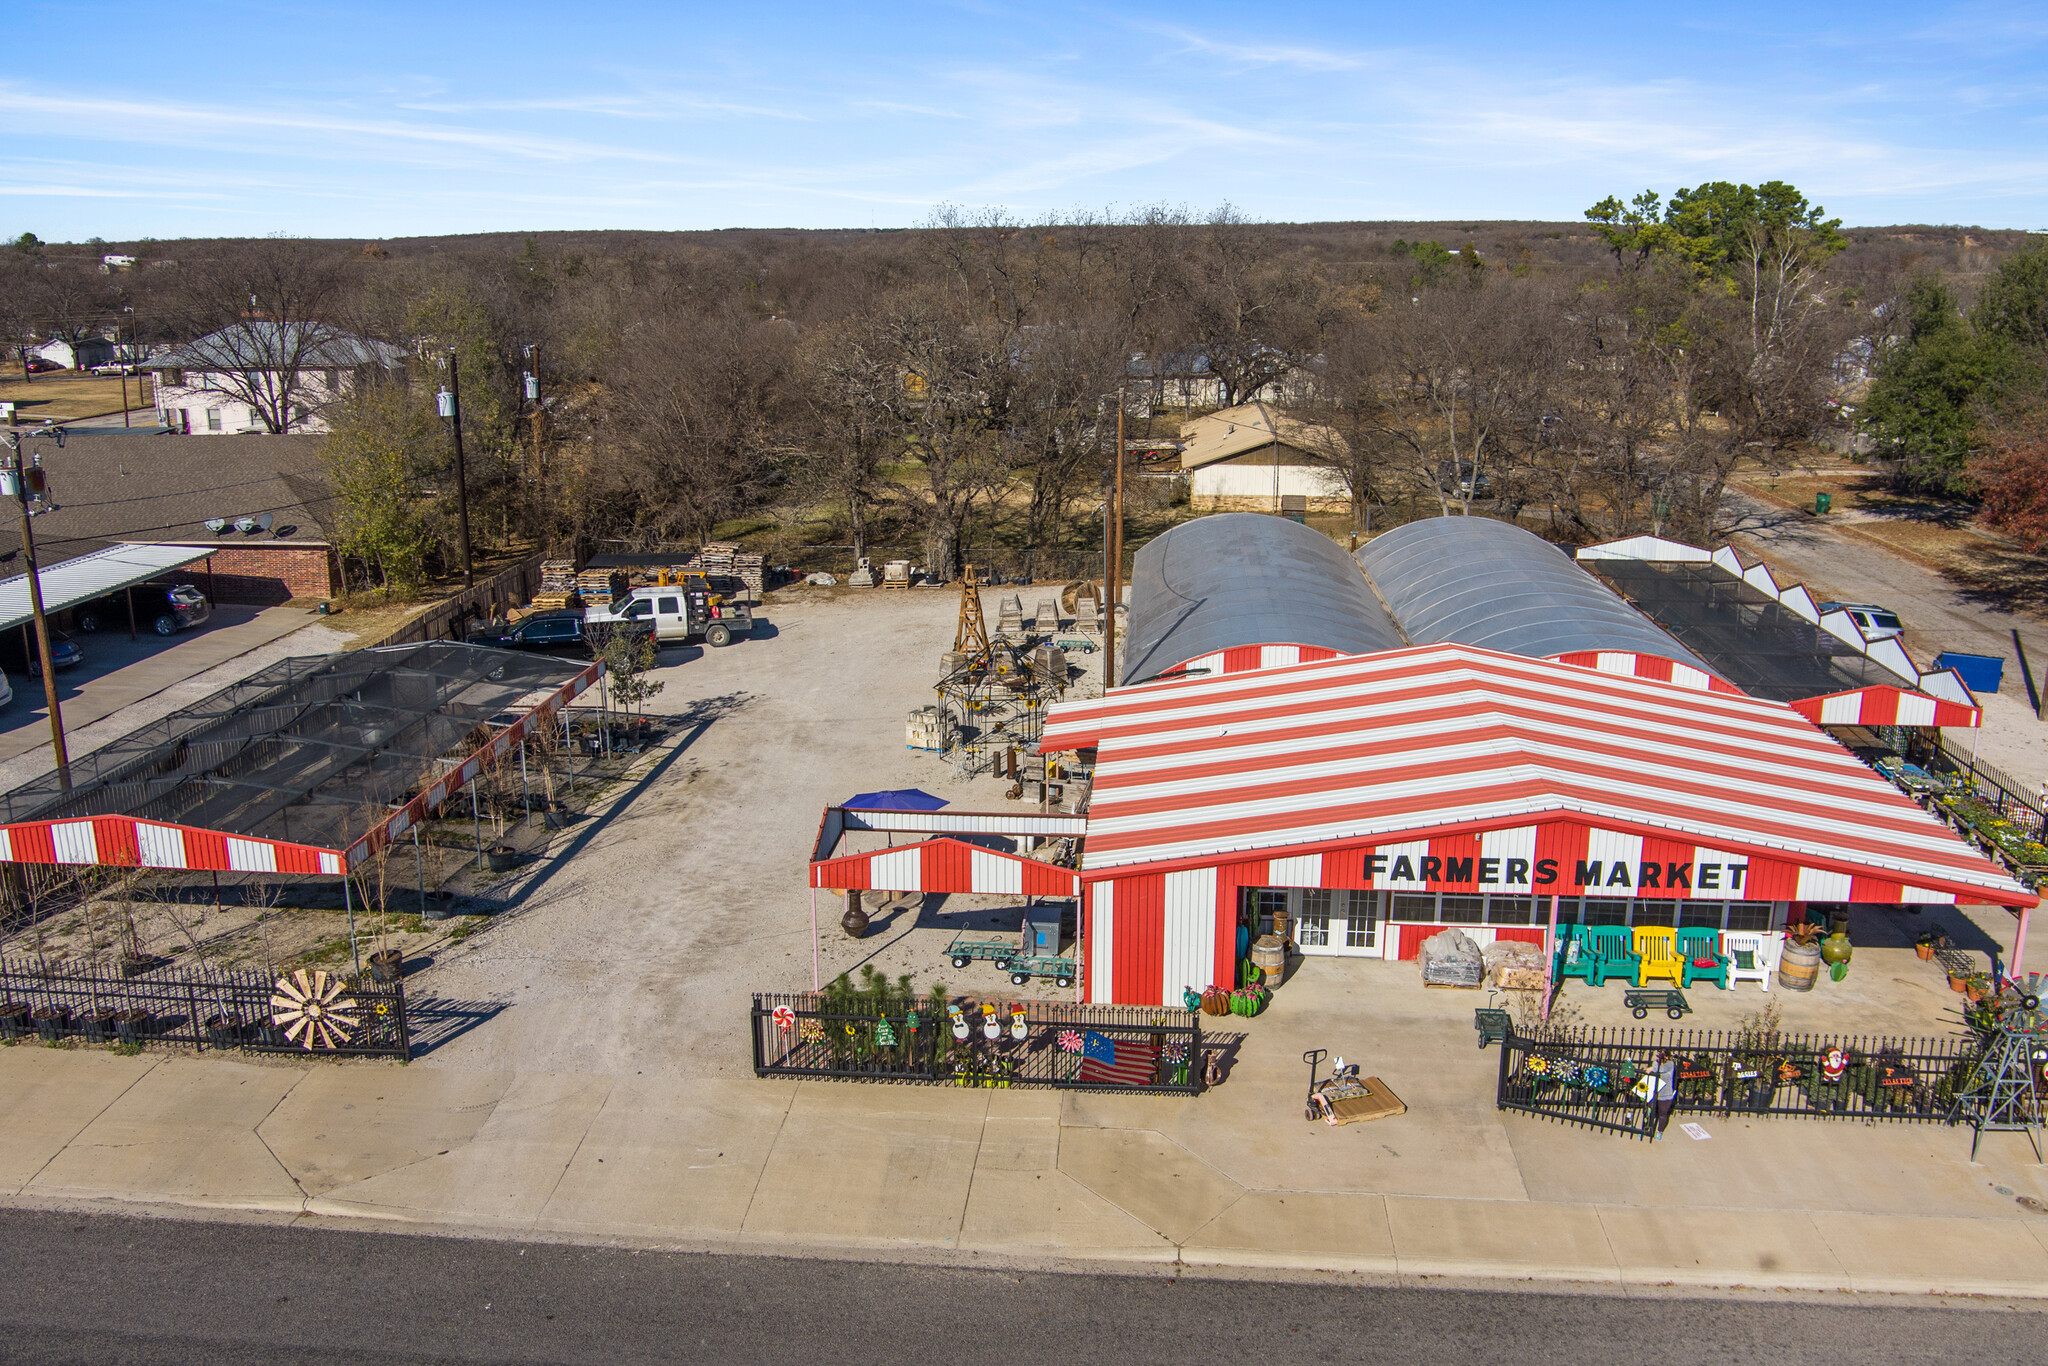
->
[1105,387,1125,693]
[438,353,474,587]
[523,343,545,526]
[3,428,71,789]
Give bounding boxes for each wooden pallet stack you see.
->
[691,543,765,591]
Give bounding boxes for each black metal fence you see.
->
[0,956,410,1059]
[1496,1023,1980,1138]
[1937,735,2046,831]
[751,993,1203,1095]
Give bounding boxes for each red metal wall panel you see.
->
[1850,875,1904,903]
[1223,646,1262,673]
[925,840,967,890]
[1493,927,1545,946]
[180,828,228,871]
[1745,858,1800,901]
[1113,874,1165,1006]
[1321,846,1369,888]
[1426,832,1483,892]
[1398,923,1445,960]
[1535,823,1590,892]
[1639,836,1698,899]
[275,844,324,875]
[91,817,140,867]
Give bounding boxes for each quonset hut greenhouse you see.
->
[1042,514,2032,1008]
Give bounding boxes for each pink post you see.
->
[2011,903,2031,985]
[810,886,820,991]
[1541,895,1558,1024]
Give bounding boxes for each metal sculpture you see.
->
[269,968,360,1050]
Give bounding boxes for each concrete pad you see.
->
[1386,1197,1619,1282]
[538,1076,797,1240]
[1597,1206,1845,1289]
[960,1168,1176,1260]
[27,1055,306,1211]
[1813,1212,2048,1295]
[257,1064,514,1196]
[1184,1190,1397,1272]
[309,1072,611,1228]
[1056,1127,1242,1243]
[741,1082,986,1246]
[0,1046,157,1194]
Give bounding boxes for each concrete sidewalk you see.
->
[11,1011,2048,1298]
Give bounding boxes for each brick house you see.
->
[144,323,404,435]
[0,433,341,606]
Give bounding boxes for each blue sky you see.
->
[4,0,2045,240]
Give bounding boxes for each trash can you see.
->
[1814,492,1832,514]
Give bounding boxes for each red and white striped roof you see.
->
[1041,644,2034,905]
[810,836,1080,896]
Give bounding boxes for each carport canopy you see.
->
[0,543,211,633]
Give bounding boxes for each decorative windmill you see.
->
[1958,996,2048,1161]
[269,968,361,1050]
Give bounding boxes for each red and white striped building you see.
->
[1040,644,2036,1007]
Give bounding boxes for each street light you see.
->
[1,425,72,789]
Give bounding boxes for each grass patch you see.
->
[0,372,153,422]
[108,1042,144,1057]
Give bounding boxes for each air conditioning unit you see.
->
[204,518,229,534]
[233,516,259,534]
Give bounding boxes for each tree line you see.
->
[3,201,2041,592]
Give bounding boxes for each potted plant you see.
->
[204,1012,243,1049]
[31,1004,69,1042]
[1914,929,1945,962]
[0,1001,27,1040]
[485,843,519,874]
[369,948,404,983]
[113,1008,152,1046]
[1966,975,1992,1004]
[83,1006,120,1044]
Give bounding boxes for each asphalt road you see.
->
[0,1207,2038,1365]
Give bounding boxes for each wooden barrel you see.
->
[1251,934,1287,987]
[1778,940,1821,992]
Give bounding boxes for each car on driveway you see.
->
[22,357,62,374]
[74,583,211,636]
[1819,602,1904,642]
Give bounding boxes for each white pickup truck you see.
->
[583,584,755,648]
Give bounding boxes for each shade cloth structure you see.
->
[1040,643,2034,908]
[840,788,948,812]
[1575,535,1976,707]
[1121,512,1404,685]
[0,543,211,634]
[0,641,598,874]
[1355,517,1720,677]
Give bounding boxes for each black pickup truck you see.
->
[465,610,652,658]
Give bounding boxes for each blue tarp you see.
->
[842,789,948,812]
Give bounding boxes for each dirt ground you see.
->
[408,584,1086,1078]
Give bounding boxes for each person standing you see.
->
[1648,1048,1678,1138]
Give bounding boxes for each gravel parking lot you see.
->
[414,585,1095,1079]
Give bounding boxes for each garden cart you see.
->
[945,934,1022,970]
[1625,988,1691,1020]
[1004,954,1077,989]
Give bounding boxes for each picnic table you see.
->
[1624,988,1691,1021]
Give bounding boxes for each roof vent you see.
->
[204,518,229,534]
[234,516,259,534]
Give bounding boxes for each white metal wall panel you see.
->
[1161,867,1218,1003]
[1711,546,1746,575]
[1670,664,1712,691]
[969,847,1024,895]
[1896,692,1937,726]
[136,823,186,869]
[1901,884,1955,904]
[1818,610,1866,648]
[226,838,277,874]
[870,847,922,891]
[1866,638,1920,686]
[1595,652,1635,675]
[1696,854,1750,900]
[845,810,1088,837]
[1780,585,1821,623]
[1742,563,1780,597]
[318,852,344,875]
[1819,694,1862,725]
[1582,829,1645,890]
[1796,867,1853,901]
[1267,853,1322,887]
[1479,825,1538,874]
[0,828,13,862]
[1089,881,1116,1004]
[1377,839,1431,889]
[1260,645,1301,669]
[50,821,97,864]
[1920,670,1975,706]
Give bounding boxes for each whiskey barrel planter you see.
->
[32,1006,69,1042]
[84,1007,120,1044]
[0,1002,27,1039]
[485,844,519,874]
[113,1009,151,1046]
[1778,940,1821,992]
[369,949,405,984]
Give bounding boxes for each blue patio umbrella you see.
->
[842,788,948,812]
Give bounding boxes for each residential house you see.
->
[145,323,404,435]
[0,433,342,605]
[1179,403,1350,513]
